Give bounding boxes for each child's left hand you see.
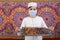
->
[48,26,55,31]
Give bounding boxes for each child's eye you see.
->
[34,9,36,10]
[30,9,32,10]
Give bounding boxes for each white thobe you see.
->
[18,16,48,40]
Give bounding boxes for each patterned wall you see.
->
[0,2,60,36]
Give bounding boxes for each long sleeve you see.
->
[17,18,26,36]
[20,18,26,29]
[41,17,48,29]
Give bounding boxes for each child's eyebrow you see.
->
[28,6,32,9]
[28,6,37,9]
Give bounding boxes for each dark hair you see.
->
[28,6,37,9]
[28,6,32,9]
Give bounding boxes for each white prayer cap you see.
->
[28,2,37,7]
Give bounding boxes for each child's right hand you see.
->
[15,28,21,36]
[15,28,20,32]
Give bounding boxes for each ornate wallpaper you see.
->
[0,2,60,36]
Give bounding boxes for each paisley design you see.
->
[41,12,54,27]
[14,12,26,27]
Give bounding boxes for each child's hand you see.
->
[15,28,20,32]
[48,26,54,31]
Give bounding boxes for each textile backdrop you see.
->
[0,2,60,37]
